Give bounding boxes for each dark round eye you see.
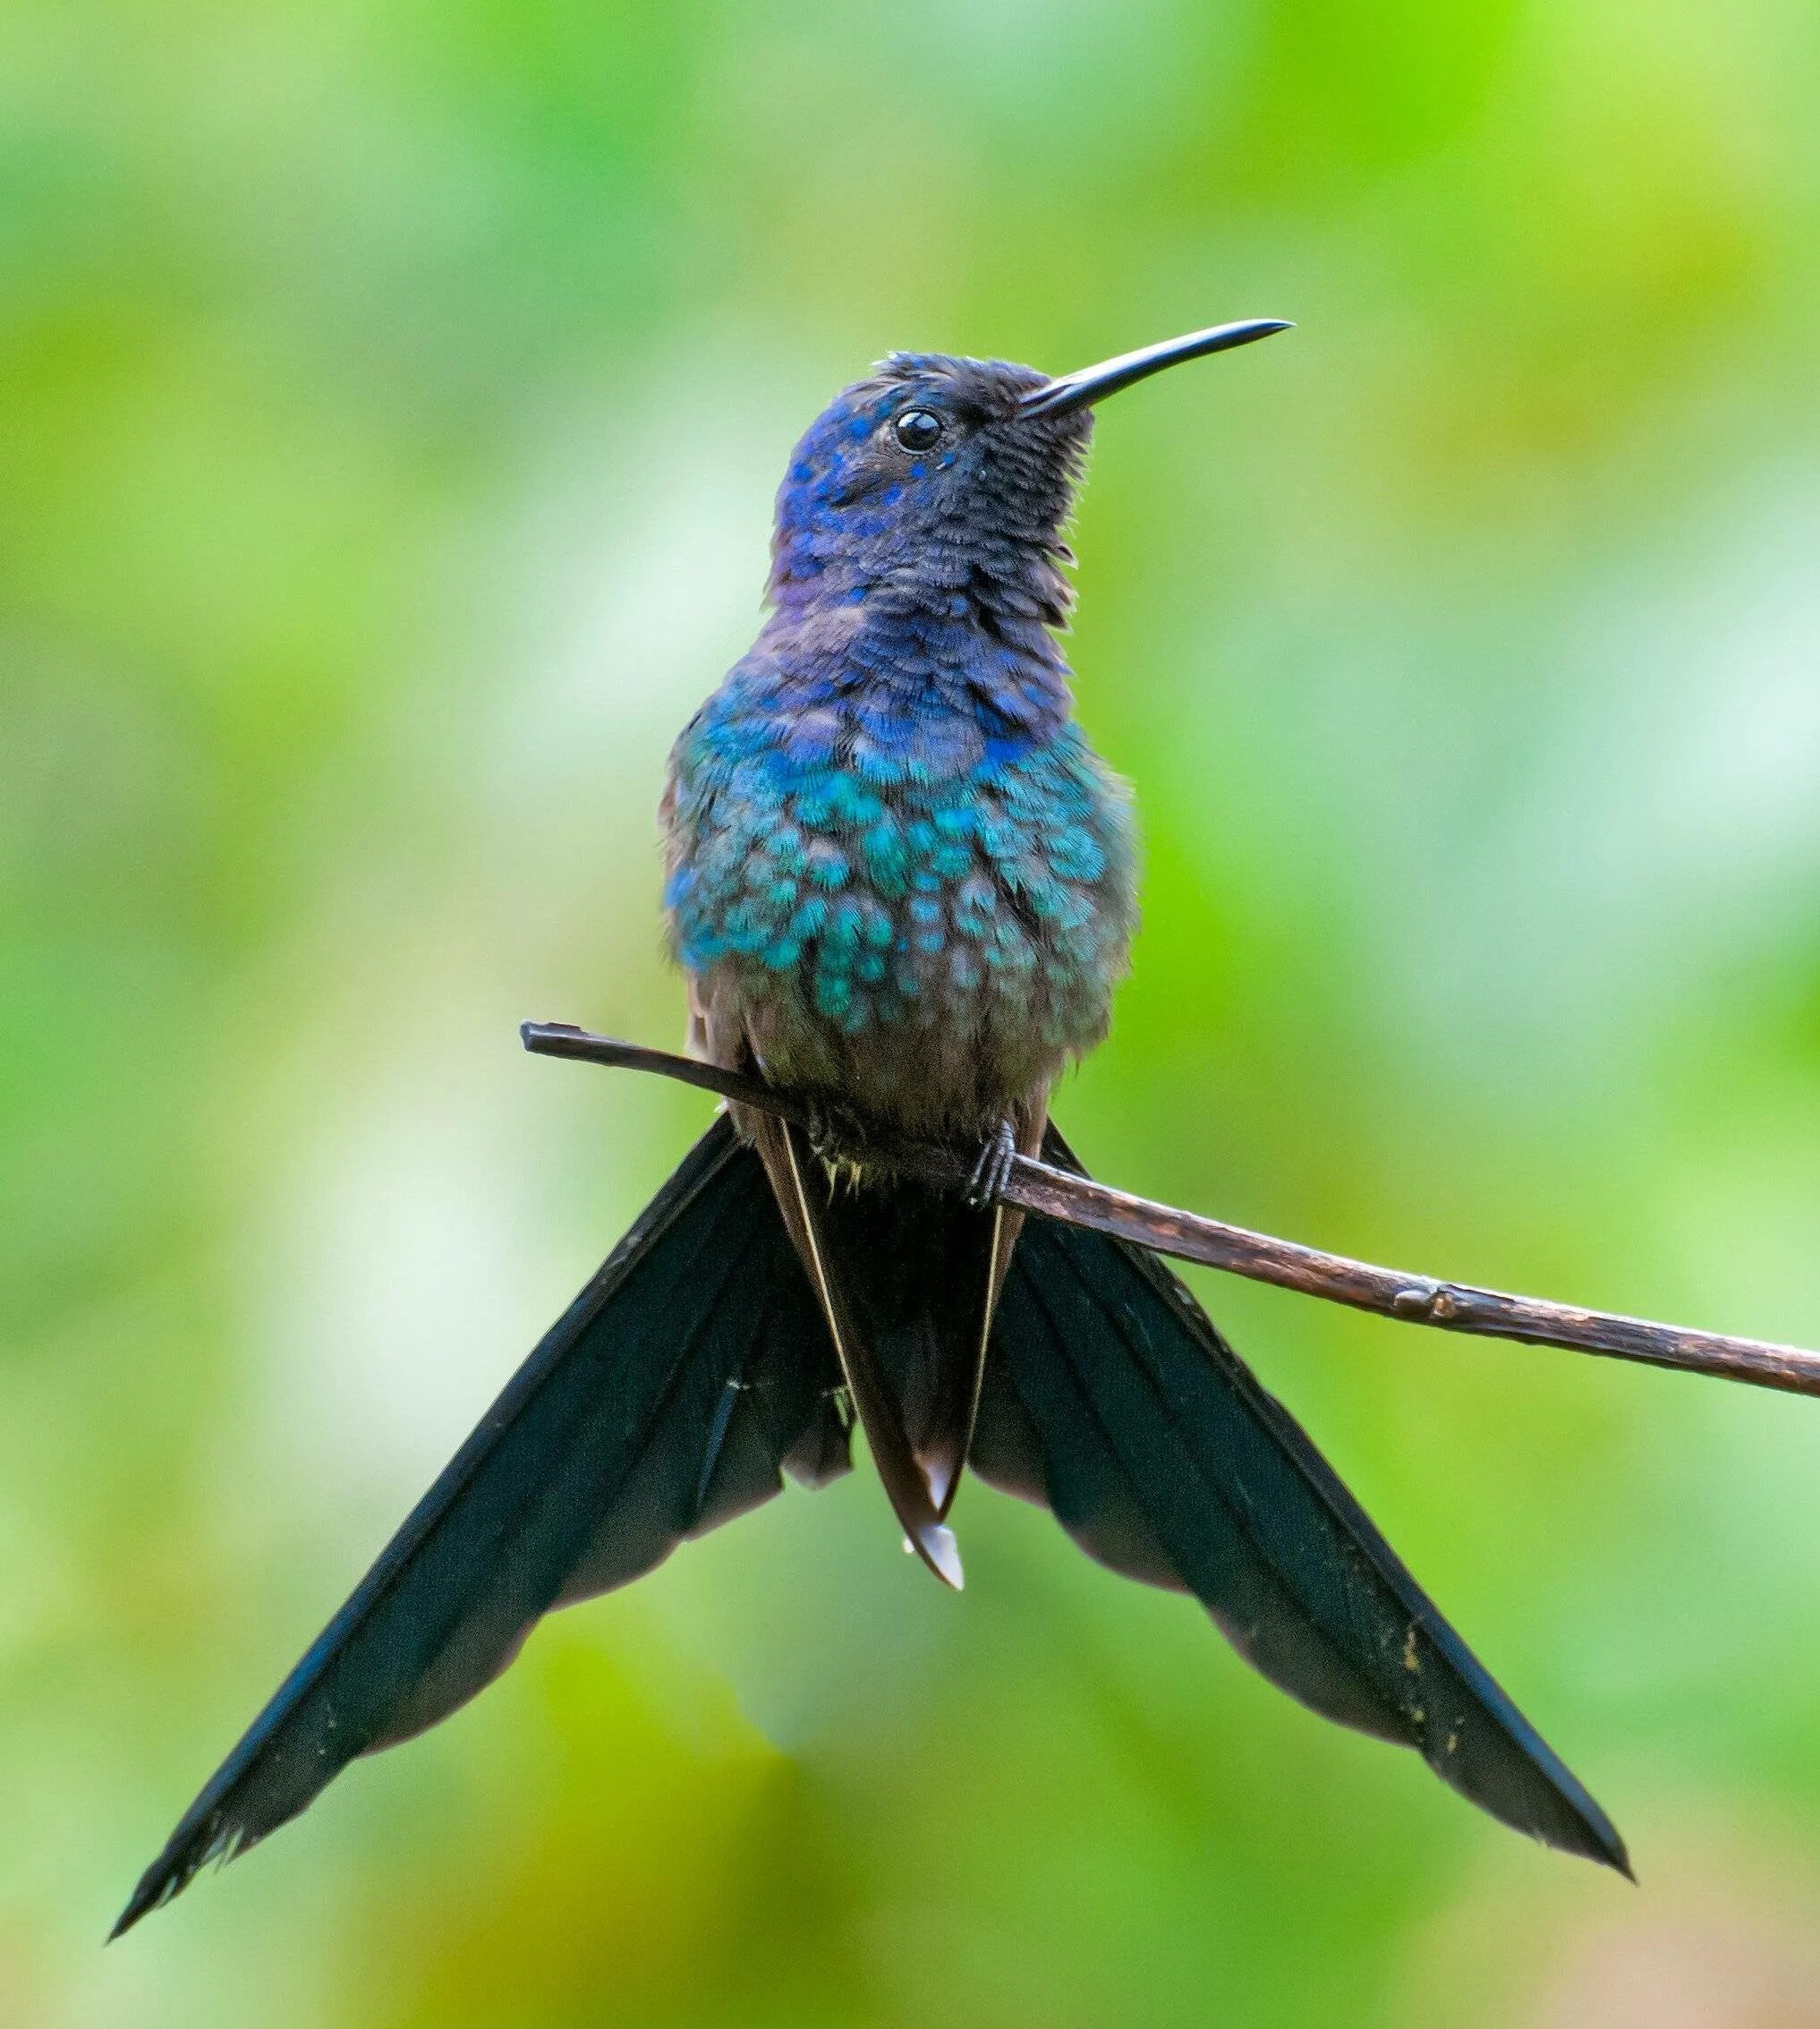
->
[893,408,943,453]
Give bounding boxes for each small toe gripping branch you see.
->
[521,1022,1820,1404]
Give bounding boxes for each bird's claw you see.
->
[965,1119,1017,1207]
[803,1097,868,1169]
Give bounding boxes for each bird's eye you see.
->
[893,408,943,453]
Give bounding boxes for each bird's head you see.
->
[767,320,1289,624]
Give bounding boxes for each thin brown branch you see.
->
[522,1021,1820,1403]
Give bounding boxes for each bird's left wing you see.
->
[113,1116,846,1937]
[971,1125,1629,1874]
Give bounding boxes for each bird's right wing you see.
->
[972,1125,1629,1873]
[114,1116,847,1937]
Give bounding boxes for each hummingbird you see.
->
[113,321,1626,1937]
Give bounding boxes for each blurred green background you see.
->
[6,0,1820,2023]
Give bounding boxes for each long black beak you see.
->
[1019,319,1292,419]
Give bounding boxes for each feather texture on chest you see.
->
[661,617,1136,1136]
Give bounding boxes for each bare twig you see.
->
[522,1021,1820,1403]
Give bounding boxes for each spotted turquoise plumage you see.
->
[111,325,1630,1944]
[662,352,1136,1138]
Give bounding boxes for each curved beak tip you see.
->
[1021,317,1294,419]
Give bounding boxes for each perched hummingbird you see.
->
[114,322,1626,1936]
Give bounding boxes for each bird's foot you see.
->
[802,1096,869,1171]
[965,1119,1017,1208]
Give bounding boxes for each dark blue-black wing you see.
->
[113,1117,846,1937]
[971,1126,1628,1874]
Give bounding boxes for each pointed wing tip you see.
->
[107,1869,171,1943]
[107,1823,226,1941]
[1547,1818,1632,1880]
[1501,1726,1630,1880]
[906,1525,965,1590]
[1581,1812,1634,1881]
[1518,1766,1629,1879]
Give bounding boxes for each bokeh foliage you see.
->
[4,1,1820,2023]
